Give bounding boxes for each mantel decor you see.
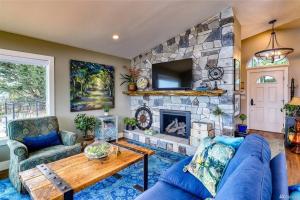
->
[123,89,225,97]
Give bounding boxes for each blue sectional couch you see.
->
[136,134,289,200]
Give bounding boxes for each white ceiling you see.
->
[0,0,300,59]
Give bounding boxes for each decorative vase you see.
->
[126,125,136,131]
[81,134,95,151]
[128,83,137,91]
[104,112,109,116]
[237,124,247,133]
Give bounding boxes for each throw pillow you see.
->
[23,131,62,151]
[214,136,244,149]
[185,138,235,196]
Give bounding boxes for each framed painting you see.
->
[234,59,240,91]
[70,60,114,112]
[234,94,241,117]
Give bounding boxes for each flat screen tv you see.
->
[152,58,193,90]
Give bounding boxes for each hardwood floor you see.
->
[249,129,300,185]
[0,169,8,179]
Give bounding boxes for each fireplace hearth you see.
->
[160,109,191,139]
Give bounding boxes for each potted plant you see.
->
[103,104,110,116]
[237,114,247,133]
[123,117,138,130]
[120,66,141,91]
[212,106,225,134]
[74,114,97,140]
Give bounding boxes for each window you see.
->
[256,75,277,84]
[248,57,289,68]
[0,49,54,139]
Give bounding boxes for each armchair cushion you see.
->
[60,130,78,146]
[19,144,81,171]
[23,131,62,151]
[7,140,28,161]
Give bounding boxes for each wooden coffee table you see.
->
[19,140,154,200]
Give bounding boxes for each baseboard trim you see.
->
[0,160,9,171]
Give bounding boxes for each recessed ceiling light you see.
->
[112,34,119,40]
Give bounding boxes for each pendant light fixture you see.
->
[254,19,294,63]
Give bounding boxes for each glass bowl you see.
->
[84,140,114,159]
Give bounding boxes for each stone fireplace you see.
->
[160,109,191,139]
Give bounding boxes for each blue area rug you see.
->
[0,140,186,200]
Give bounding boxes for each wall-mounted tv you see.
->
[152,58,193,90]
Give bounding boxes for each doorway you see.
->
[247,66,288,133]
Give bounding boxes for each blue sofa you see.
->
[136,134,289,200]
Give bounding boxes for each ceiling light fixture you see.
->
[112,34,119,40]
[254,19,294,63]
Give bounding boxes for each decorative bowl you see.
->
[84,141,113,159]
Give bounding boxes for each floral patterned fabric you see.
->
[7,116,81,192]
[184,138,235,196]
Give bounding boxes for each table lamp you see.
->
[289,97,300,153]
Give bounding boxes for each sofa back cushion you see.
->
[8,116,59,142]
[215,155,272,200]
[217,134,271,191]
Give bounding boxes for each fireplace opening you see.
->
[160,109,191,138]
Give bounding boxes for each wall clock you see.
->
[135,104,152,130]
[136,77,149,90]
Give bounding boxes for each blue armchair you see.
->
[7,116,81,192]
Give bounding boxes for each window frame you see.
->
[0,48,55,143]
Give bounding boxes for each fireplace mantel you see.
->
[123,89,225,96]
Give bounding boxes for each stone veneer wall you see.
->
[130,7,237,135]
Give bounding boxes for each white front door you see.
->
[248,69,285,132]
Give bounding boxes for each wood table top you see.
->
[19,141,154,200]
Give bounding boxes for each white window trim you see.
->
[0,48,55,144]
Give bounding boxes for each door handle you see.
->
[250,98,255,106]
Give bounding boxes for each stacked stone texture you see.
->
[130,7,235,136]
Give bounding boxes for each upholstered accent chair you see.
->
[7,116,81,192]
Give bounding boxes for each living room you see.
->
[0,1,300,200]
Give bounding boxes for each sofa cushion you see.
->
[185,139,235,196]
[217,134,271,191]
[214,135,244,149]
[215,155,272,200]
[135,181,199,200]
[23,131,62,152]
[19,144,81,171]
[160,156,212,199]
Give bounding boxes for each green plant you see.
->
[281,104,300,117]
[74,114,97,138]
[123,117,138,126]
[120,66,141,86]
[212,106,225,116]
[103,104,110,113]
[239,114,247,124]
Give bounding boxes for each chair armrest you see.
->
[60,130,78,146]
[7,140,28,161]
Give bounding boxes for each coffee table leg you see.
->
[133,154,148,192]
[144,154,148,190]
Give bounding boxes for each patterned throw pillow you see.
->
[184,138,235,196]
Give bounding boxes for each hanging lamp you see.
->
[254,19,294,63]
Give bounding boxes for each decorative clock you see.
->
[136,77,149,90]
[135,104,152,130]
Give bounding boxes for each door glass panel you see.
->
[256,75,276,84]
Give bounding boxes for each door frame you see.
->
[246,66,288,132]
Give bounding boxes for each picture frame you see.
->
[234,94,241,117]
[70,60,115,112]
[234,59,240,91]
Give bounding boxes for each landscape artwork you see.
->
[70,60,114,112]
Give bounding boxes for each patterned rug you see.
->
[0,141,186,200]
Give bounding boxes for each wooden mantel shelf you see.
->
[123,89,226,96]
